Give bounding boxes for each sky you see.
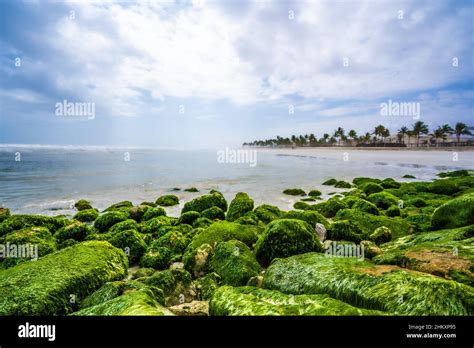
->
[0,0,473,149]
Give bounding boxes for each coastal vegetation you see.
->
[244,122,473,148]
[0,169,473,316]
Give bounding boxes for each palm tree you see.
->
[440,124,454,146]
[348,130,357,146]
[430,126,445,147]
[412,121,429,147]
[373,125,386,145]
[334,127,345,146]
[454,122,473,144]
[407,130,415,147]
[308,133,317,146]
[398,126,409,144]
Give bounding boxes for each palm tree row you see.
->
[243,122,473,148]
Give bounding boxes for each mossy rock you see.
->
[311,198,348,218]
[254,204,283,224]
[373,225,474,285]
[107,229,147,264]
[0,208,11,223]
[284,210,329,228]
[360,182,384,196]
[178,211,201,225]
[282,188,306,196]
[184,187,199,192]
[0,241,128,315]
[334,180,352,189]
[428,179,459,196]
[293,201,310,210]
[226,192,254,222]
[155,194,179,207]
[402,174,416,179]
[301,197,316,202]
[209,240,260,286]
[73,208,99,222]
[352,199,379,215]
[154,230,188,257]
[140,216,172,235]
[181,192,227,213]
[109,219,139,234]
[140,246,172,270]
[183,221,259,275]
[209,286,384,316]
[353,177,382,186]
[308,190,322,197]
[360,240,382,259]
[431,193,474,230]
[94,211,129,233]
[103,201,133,212]
[129,204,152,222]
[142,207,167,221]
[335,208,413,240]
[263,252,473,315]
[255,219,323,266]
[141,268,195,306]
[369,226,392,245]
[55,220,93,244]
[131,267,156,279]
[437,170,469,178]
[344,188,366,198]
[192,217,213,229]
[367,192,399,210]
[322,178,338,186]
[201,206,225,220]
[73,287,173,316]
[380,178,401,189]
[327,220,366,243]
[74,199,93,211]
[405,214,432,232]
[0,214,66,237]
[405,197,427,208]
[1,227,57,268]
[193,273,220,300]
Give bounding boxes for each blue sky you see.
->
[0,0,473,149]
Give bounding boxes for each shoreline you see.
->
[252,146,474,152]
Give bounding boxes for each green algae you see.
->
[226,192,254,222]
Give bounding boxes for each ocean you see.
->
[0,145,472,217]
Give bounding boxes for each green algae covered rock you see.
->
[0,208,11,223]
[386,205,401,217]
[255,219,323,266]
[334,180,352,189]
[254,204,283,224]
[201,206,225,220]
[402,174,416,179]
[109,219,139,234]
[140,246,172,270]
[308,190,322,197]
[140,216,172,235]
[142,207,167,221]
[178,211,201,225]
[73,288,173,316]
[327,220,366,243]
[0,241,128,315]
[209,240,260,286]
[438,170,470,178]
[369,226,392,245]
[0,214,66,237]
[263,252,474,315]
[156,194,179,207]
[373,225,474,285]
[184,187,199,192]
[293,201,311,210]
[73,208,99,222]
[282,188,306,196]
[1,227,57,268]
[183,221,259,275]
[334,208,412,240]
[380,178,401,189]
[104,201,133,212]
[182,192,227,213]
[352,199,379,215]
[74,199,93,211]
[431,193,474,230]
[311,198,348,218]
[55,220,93,244]
[141,268,195,306]
[367,191,399,210]
[226,192,254,222]
[405,214,432,232]
[360,182,384,196]
[94,211,129,233]
[209,286,384,316]
[428,179,459,195]
[194,273,220,300]
[107,229,147,264]
[284,210,329,228]
[322,178,338,186]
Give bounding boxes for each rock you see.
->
[74,199,93,211]
[402,174,416,179]
[315,223,327,242]
[367,192,399,210]
[181,192,227,213]
[226,192,254,222]
[168,300,209,316]
[178,211,201,225]
[0,214,66,237]
[255,219,323,266]
[209,240,260,286]
[140,246,172,270]
[263,252,473,315]
[334,180,352,189]
[311,198,347,218]
[360,240,382,259]
[94,211,129,233]
[352,177,381,186]
[170,262,184,270]
[193,272,220,300]
[55,220,93,245]
[142,268,196,306]
[308,190,322,197]
[282,188,306,196]
[0,208,11,223]
[247,275,263,287]
[201,206,225,220]
[107,229,147,264]
[369,226,392,245]
[142,207,167,221]
[156,194,179,207]
[322,178,338,186]
[73,208,99,222]
[209,286,384,316]
[428,179,459,195]
[0,241,128,315]
[184,187,199,192]
[352,199,380,215]
[284,210,329,228]
[327,220,366,243]
[431,193,474,229]
[359,182,384,195]
[254,204,283,224]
